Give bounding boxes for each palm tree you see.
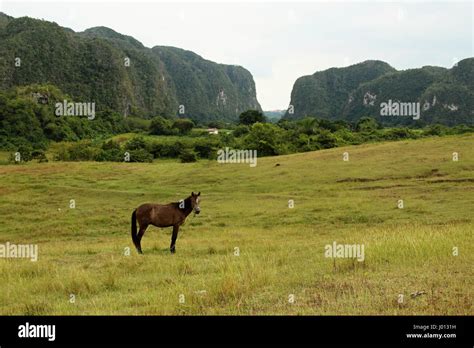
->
[299,116,318,135]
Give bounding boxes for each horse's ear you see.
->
[191,192,195,197]
[198,192,201,196]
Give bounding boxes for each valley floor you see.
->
[0,134,472,315]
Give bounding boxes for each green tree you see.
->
[172,118,194,135]
[356,117,379,132]
[233,124,249,137]
[315,129,338,149]
[125,136,148,151]
[179,148,198,163]
[239,110,266,125]
[298,117,318,135]
[243,122,284,156]
[128,149,153,163]
[149,116,173,135]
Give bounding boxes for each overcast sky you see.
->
[1,0,473,110]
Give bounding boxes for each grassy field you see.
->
[0,134,472,315]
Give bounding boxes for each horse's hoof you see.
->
[170,247,176,254]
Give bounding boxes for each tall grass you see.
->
[0,134,472,315]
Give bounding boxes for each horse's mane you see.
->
[171,196,192,210]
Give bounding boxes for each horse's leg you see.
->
[170,225,179,254]
[136,224,148,254]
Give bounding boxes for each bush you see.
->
[295,134,322,152]
[67,142,98,161]
[8,145,49,163]
[128,149,153,163]
[158,142,185,158]
[233,125,249,137]
[125,136,148,151]
[383,128,417,140]
[102,140,121,151]
[53,146,71,161]
[207,120,225,129]
[194,140,217,159]
[179,148,197,163]
[31,150,48,163]
[356,117,379,132]
[424,124,448,136]
[148,142,164,159]
[239,110,266,125]
[315,130,338,149]
[172,118,194,135]
[95,148,124,162]
[333,128,363,145]
[149,116,174,135]
[125,117,150,132]
[243,123,284,156]
[15,144,33,162]
[451,125,474,134]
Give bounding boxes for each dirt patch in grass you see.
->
[426,178,474,184]
[354,184,411,190]
[336,178,381,183]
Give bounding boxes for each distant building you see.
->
[207,128,219,135]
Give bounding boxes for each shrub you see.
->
[102,139,122,151]
[239,110,266,125]
[125,136,148,151]
[194,143,215,159]
[160,141,185,158]
[15,144,34,162]
[149,116,174,135]
[31,150,48,163]
[95,148,123,162]
[179,148,197,163]
[172,118,194,135]
[315,130,338,149]
[148,142,164,159]
[53,146,71,161]
[67,142,98,161]
[233,125,249,137]
[128,149,153,163]
[424,124,448,136]
[383,128,417,140]
[207,120,225,129]
[125,117,150,132]
[451,125,474,134]
[356,117,379,132]
[243,123,284,156]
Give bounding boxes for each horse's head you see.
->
[190,192,201,214]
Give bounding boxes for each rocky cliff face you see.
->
[152,46,261,124]
[285,60,396,120]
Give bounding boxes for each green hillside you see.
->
[0,13,260,122]
[285,60,396,120]
[153,46,260,124]
[286,59,474,126]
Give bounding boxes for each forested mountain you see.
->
[152,46,260,123]
[285,59,474,126]
[0,13,261,123]
[285,60,396,120]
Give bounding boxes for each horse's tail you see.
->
[131,209,138,248]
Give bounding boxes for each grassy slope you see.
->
[0,134,472,315]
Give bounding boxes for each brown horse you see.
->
[131,192,201,254]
